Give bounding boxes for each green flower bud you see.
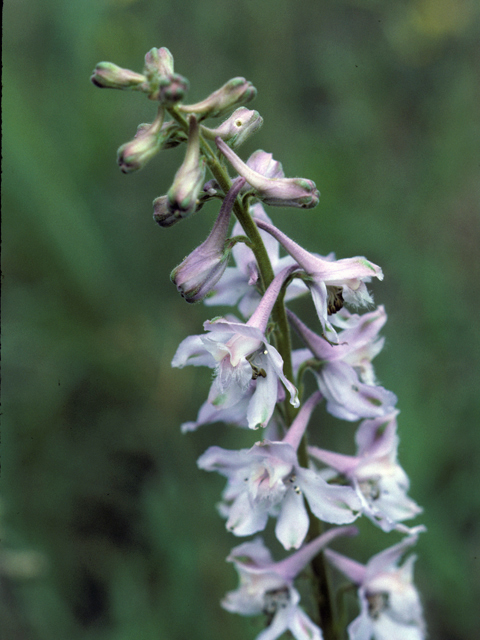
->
[143,47,175,78]
[179,78,257,120]
[167,116,206,218]
[201,107,263,148]
[90,61,147,90]
[117,107,165,173]
[143,47,189,102]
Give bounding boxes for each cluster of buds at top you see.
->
[91,47,320,230]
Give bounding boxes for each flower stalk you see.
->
[91,47,426,640]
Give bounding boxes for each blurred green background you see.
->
[2,0,480,638]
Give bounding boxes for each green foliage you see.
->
[3,0,480,638]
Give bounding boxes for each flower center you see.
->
[262,586,290,622]
[358,478,381,501]
[326,286,344,315]
[366,591,389,620]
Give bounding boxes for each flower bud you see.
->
[143,47,189,102]
[90,61,147,90]
[171,178,246,302]
[179,78,257,120]
[201,107,263,148]
[167,116,206,218]
[216,137,320,209]
[117,107,165,173]
[153,196,180,227]
[144,47,174,77]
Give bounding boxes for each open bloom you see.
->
[172,266,300,429]
[255,218,383,342]
[325,533,426,640]
[309,412,423,533]
[289,309,397,421]
[216,138,320,208]
[198,392,361,549]
[224,526,358,640]
[205,202,308,318]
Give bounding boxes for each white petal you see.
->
[275,488,309,550]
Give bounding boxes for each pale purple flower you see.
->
[216,137,320,208]
[171,178,246,302]
[172,266,300,429]
[223,526,358,640]
[309,412,423,533]
[288,309,397,421]
[205,202,308,317]
[325,533,426,640]
[198,392,361,549]
[255,218,383,342]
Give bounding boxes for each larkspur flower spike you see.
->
[91,47,425,640]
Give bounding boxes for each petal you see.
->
[275,488,309,550]
[297,467,361,524]
[247,355,279,429]
[171,334,216,368]
[226,491,269,536]
[288,607,324,640]
[315,362,397,421]
[264,344,299,407]
[324,549,367,585]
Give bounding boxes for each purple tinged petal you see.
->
[247,265,300,333]
[171,334,217,368]
[365,534,420,580]
[216,138,320,209]
[282,391,322,451]
[315,362,398,421]
[181,394,250,432]
[308,446,360,476]
[296,468,361,524]
[274,526,358,582]
[246,150,284,179]
[324,548,367,585]
[255,218,383,282]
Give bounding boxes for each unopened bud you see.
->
[216,138,320,209]
[143,47,189,102]
[201,107,263,148]
[171,178,246,302]
[144,47,175,78]
[179,78,257,120]
[167,116,206,218]
[117,108,165,173]
[90,61,147,90]
[153,196,180,227]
